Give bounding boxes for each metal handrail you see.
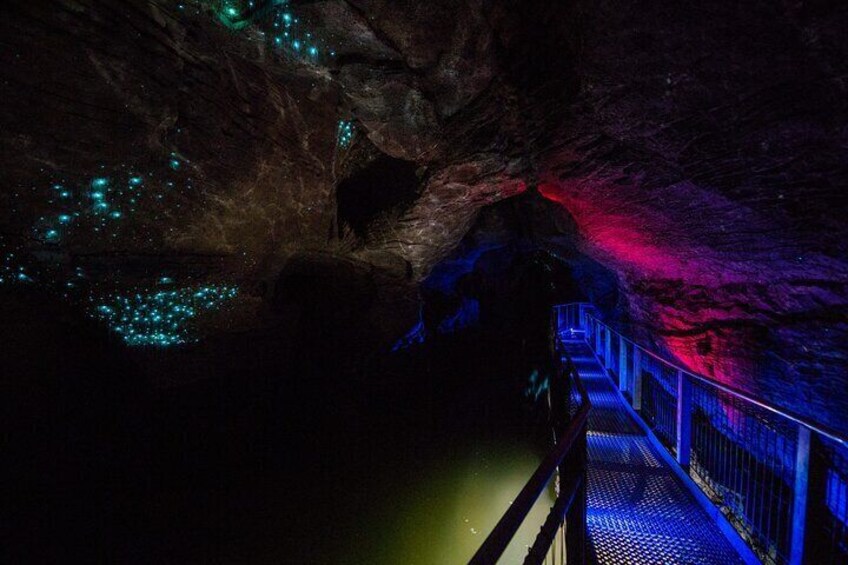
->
[562,301,848,564]
[469,341,590,564]
[583,312,846,447]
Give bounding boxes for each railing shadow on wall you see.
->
[468,308,591,565]
[553,303,848,565]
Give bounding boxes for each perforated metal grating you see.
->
[570,356,641,435]
[561,338,745,564]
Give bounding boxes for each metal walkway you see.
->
[562,337,746,565]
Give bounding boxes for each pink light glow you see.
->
[538,179,749,390]
[538,181,696,280]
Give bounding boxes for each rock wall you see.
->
[1,0,846,432]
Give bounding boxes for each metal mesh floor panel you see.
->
[584,379,641,435]
[564,353,641,435]
[561,339,745,565]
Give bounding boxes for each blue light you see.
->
[392,319,427,352]
[207,1,332,65]
[337,120,355,149]
[92,284,239,346]
[524,370,549,401]
[1,254,33,285]
[437,297,480,334]
[27,153,197,253]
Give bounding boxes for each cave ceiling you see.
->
[1,0,847,432]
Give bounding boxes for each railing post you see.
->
[594,320,601,354]
[618,336,628,392]
[578,305,586,332]
[604,327,612,368]
[676,370,692,468]
[789,426,812,565]
[632,347,642,410]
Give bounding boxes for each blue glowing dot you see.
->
[110,211,122,219]
[160,276,173,284]
[60,191,71,198]
[129,176,144,186]
[90,191,105,200]
[308,46,318,56]
[337,120,355,148]
[58,214,72,224]
[91,177,109,189]
[92,284,239,347]
[169,159,180,170]
[45,229,59,240]
[292,40,301,51]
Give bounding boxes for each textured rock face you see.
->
[1,1,847,431]
[530,0,848,433]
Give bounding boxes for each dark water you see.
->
[4,291,556,564]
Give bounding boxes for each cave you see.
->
[336,154,421,240]
[2,1,847,564]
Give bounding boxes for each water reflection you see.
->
[336,443,555,564]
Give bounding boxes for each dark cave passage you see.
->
[2,0,847,563]
[336,155,420,241]
[2,285,561,564]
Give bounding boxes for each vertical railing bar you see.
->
[594,319,601,356]
[781,429,789,556]
[744,422,753,542]
[618,335,627,393]
[712,395,719,492]
[723,417,730,508]
[733,428,741,522]
[766,428,787,556]
[758,430,768,558]
[633,346,642,411]
[780,439,788,556]
[754,423,769,554]
[766,433,775,557]
[719,414,726,505]
[789,426,811,565]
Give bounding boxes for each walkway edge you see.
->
[585,342,762,565]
